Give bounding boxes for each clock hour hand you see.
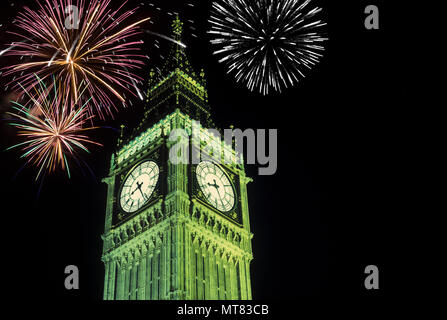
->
[207,179,220,190]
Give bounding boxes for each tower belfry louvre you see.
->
[101,17,254,300]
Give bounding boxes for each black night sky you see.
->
[0,0,411,308]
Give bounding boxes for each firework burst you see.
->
[7,76,101,180]
[208,0,328,95]
[2,0,150,118]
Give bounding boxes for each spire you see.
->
[146,16,202,89]
[171,15,188,73]
[171,15,186,72]
[172,14,183,41]
[155,15,200,83]
[127,16,214,144]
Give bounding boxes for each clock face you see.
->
[119,161,159,213]
[196,161,235,212]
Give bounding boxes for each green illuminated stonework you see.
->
[101,18,254,300]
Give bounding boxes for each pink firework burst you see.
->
[2,0,150,119]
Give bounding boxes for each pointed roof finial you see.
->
[172,14,183,41]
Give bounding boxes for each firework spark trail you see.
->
[143,0,199,47]
[208,0,328,95]
[144,30,187,48]
[0,37,35,56]
[1,0,150,119]
[6,75,102,181]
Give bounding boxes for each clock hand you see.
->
[207,183,220,200]
[131,181,143,196]
[137,186,148,200]
[207,180,220,190]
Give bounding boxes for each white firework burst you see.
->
[208,0,328,95]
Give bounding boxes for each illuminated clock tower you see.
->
[101,17,253,300]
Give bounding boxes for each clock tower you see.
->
[101,17,254,300]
